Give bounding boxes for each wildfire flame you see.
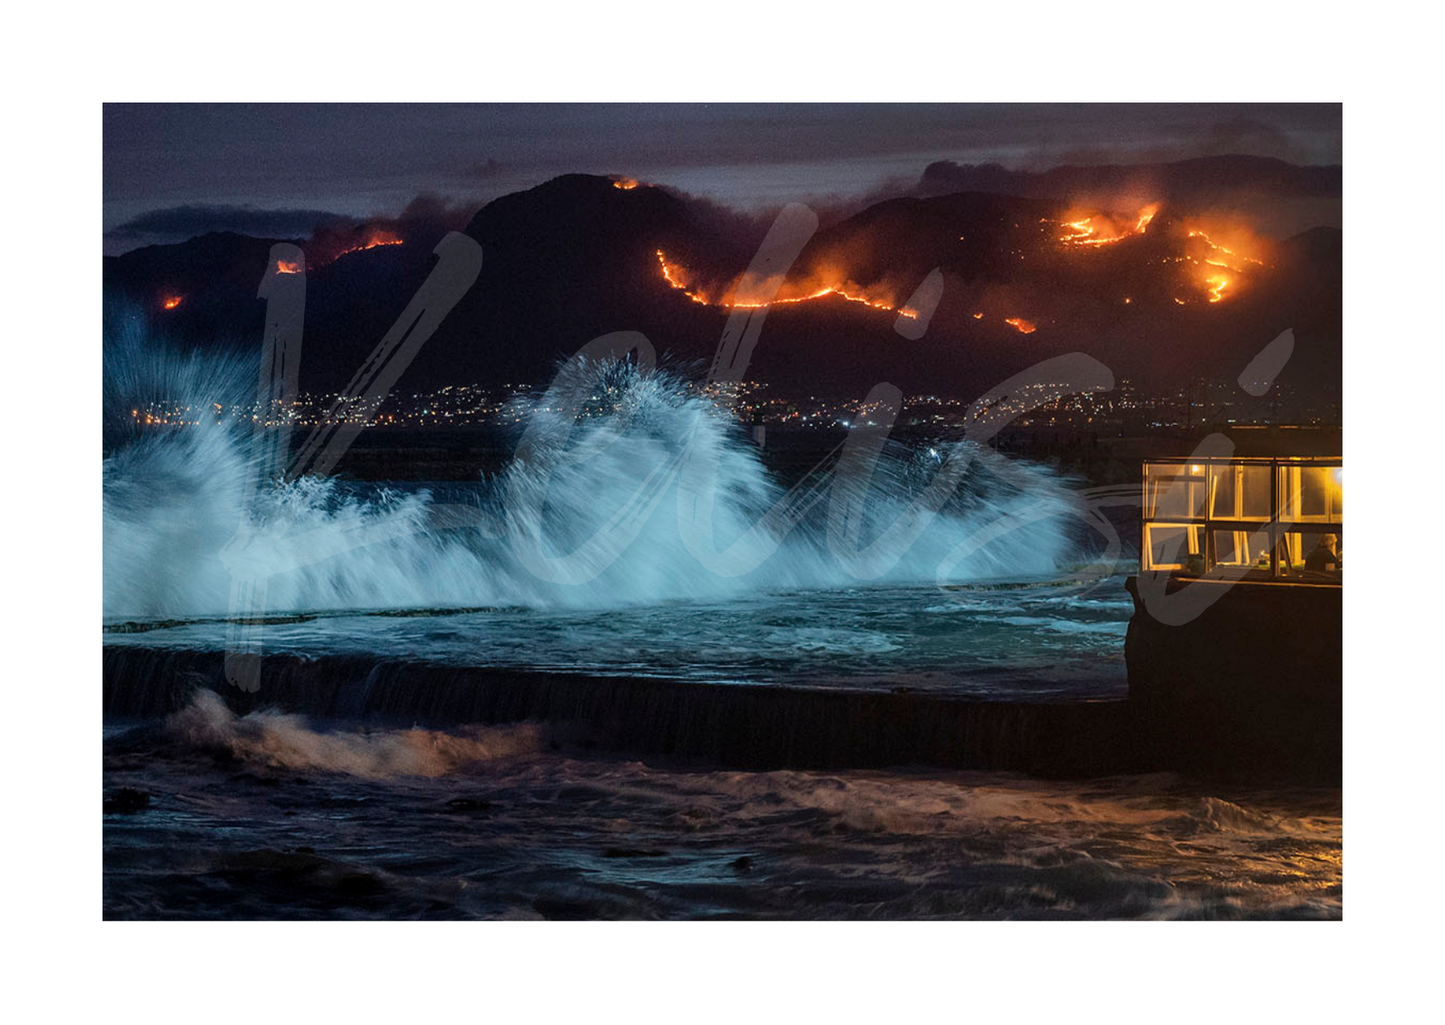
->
[656,250,711,305]
[1187,229,1263,268]
[329,230,403,264]
[612,177,640,190]
[1057,203,1159,248]
[1184,228,1264,304]
[1056,204,1264,305]
[655,249,917,319]
[651,202,1265,327]
[161,295,183,310]
[276,260,303,275]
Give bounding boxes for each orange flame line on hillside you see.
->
[1186,230,1263,303]
[1057,203,1159,248]
[656,250,712,305]
[326,233,404,265]
[654,249,918,319]
[1188,230,1264,267]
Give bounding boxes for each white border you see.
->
[5,2,1438,1020]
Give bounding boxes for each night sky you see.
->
[104,103,1341,254]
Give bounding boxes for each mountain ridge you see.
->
[104,160,1342,400]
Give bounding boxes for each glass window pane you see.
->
[1239,465,1272,519]
[1147,463,1205,519]
[1145,523,1199,571]
[1279,465,1342,523]
[1211,529,1271,570]
[1143,458,1340,585]
[1277,529,1343,581]
[1208,464,1270,521]
[1209,465,1236,518]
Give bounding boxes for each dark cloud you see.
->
[107,203,355,251]
[305,193,476,263]
[1049,116,1330,169]
[105,103,1339,205]
[911,155,1340,202]
[454,157,505,181]
[103,105,1341,253]
[105,194,478,257]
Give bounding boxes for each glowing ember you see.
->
[1004,317,1036,334]
[276,260,303,274]
[161,295,183,310]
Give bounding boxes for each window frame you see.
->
[1140,456,1342,584]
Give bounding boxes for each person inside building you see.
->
[1305,533,1341,573]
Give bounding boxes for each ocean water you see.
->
[104,351,1132,697]
[105,578,1132,698]
[102,347,1338,919]
[103,349,1111,618]
[103,699,1341,920]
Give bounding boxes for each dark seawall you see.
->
[105,571,1343,782]
[103,647,1136,777]
[1124,576,1342,781]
